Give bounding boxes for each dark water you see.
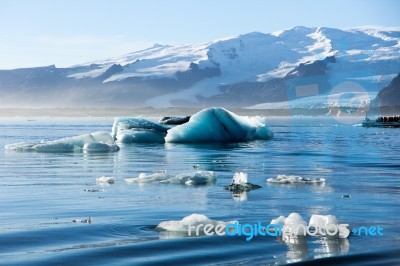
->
[0,116,399,265]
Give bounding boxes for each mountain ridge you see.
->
[0,26,399,108]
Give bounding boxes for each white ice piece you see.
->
[232,172,248,185]
[309,214,349,238]
[267,175,325,184]
[125,171,216,186]
[156,213,232,234]
[96,176,115,184]
[5,131,119,153]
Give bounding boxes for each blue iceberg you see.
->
[112,117,168,143]
[165,108,273,143]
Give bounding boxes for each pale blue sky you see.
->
[0,0,399,69]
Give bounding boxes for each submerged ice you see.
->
[165,107,273,143]
[5,131,119,153]
[125,171,216,186]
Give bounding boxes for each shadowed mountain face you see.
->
[0,26,399,108]
[372,73,400,107]
[203,56,336,107]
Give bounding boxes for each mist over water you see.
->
[0,116,399,265]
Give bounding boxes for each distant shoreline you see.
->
[0,107,398,117]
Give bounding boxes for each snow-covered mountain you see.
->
[0,26,399,108]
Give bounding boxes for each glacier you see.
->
[165,108,273,143]
[5,131,119,153]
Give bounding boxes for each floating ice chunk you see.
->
[5,131,118,153]
[224,172,261,192]
[270,213,307,227]
[125,171,216,186]
[96,176,115,184]
[174,171,216,185]
[267,175,325,184]
[285,213,307,228]
[165,107,273,143]
[270,213,307,236]
[125,172,169,184]
[112,117,168,143]
[232,172,248,185]
[309,214,349,238]
[156,213,232,234]
[270,213,350,238]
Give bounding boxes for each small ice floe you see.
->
[224,172,261,192]
[269,213,349,239]
[125,171,216,186]
[96,176,115,184]
[5,131,119,153]
[266,175,325,184]
[309,214,349,239]
[73,217,92,224]
[269,213,307,236]
[156,214,233,235]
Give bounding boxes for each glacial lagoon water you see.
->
[0,115,399,265]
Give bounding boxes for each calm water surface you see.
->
[0,116,399,265]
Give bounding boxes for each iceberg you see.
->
[5,131,119,153]
[125,171,216,186]
[165,107,273,143]
[267,175,325,184]
[112,117,168,143]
